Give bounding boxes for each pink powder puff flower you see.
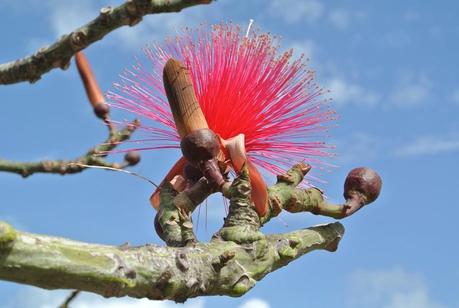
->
[107,23,336,215]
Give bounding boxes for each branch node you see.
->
[212,250,236,272]
[289,239,300,248]
[231,275,256,297]
[176,251,189,272]
[276,239,297,260]
[99,6,113,22]
[126,0,143,26]
[70,31,88,51]
[156,268,173,290]
[0,222,16,248]
[60,58,71,70]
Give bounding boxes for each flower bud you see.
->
[344,167,382,205]
[124,151,141,166]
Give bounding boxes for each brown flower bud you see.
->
[180,128,220,164]
[180,128,224,188]
[344,167,382,205]
[183,163,204,183]
[93,102,110,119]
[124,151,141,166]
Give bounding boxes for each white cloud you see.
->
[289,39,318,60]
[328,9,366,31]
[45,0,96,36]
[44,0,217,51]
[327,78,380,107]
[347,268,445,308]
[11,287,204,308]
[451,89,459,105]
[269,2,367,30]
[5,0,209,52]
[333,132,380,163]
[114,12,191,50]
[238,298,271,308]
[390,74,432,107]
[11,287,268,308]
[269,0,324,24]
[394,133,459,156]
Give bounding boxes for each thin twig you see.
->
[0,120,139,177]
[0,0,213,85]
[59,290,81,308]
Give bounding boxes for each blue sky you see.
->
[0,0,458,307]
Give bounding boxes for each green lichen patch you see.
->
[0,222,17,248]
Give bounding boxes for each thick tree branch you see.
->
[0,221,344,302]
[0,0,213,85]
[0,120,139,177]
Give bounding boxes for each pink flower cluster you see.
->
[108,23,335,185]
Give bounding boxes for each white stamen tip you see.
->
[67,163,159,188]
[245,19,254,38]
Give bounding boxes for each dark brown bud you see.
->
[180,128,224,188]
[344,167,382,205]
[198,159,225,188]
[93,102,110,119]
[124,151,141,166]
[180,128,220,165]
[183,163,204,183]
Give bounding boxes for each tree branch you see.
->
[0,220,344,302]
[0,0,213,85]
[154,162,375,247]
[0,120,139,177]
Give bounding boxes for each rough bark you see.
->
[0,220,344,302]
[0,162,350,301]
[155,162,357,247]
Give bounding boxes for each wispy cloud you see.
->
[238,298,271,308]
[289,39,318,60]
[333,132,381,163]
[394,133,459,156]
[327,78,380,107]
[328,9,366,31]
[11,288,204,308]
[269,1,366,31]
[268,0,324,24]
[45,0,95,36]
[347,268,445,308]
[6,0,211,52]
[44,0,196,50]
[11,288,269,308]
[390,74,432,107]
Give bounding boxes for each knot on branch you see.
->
[126,0,145,26]
[99,6,114,24]
[211,250,236,272]
[0,222,16,249]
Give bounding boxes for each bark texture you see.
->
[0,220,343,302]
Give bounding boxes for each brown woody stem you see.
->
[0,120,138,177]
[0,0,214,85]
